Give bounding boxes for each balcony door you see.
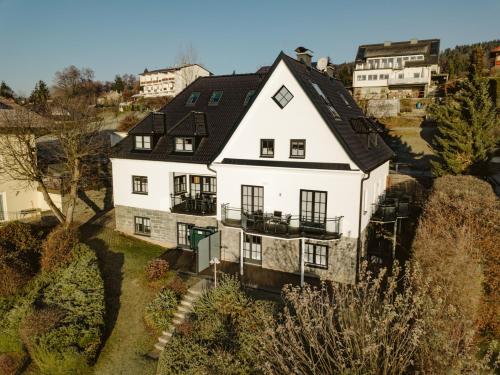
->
[190,176,216,198]
[300,190,327,225]
[241,185,263,214]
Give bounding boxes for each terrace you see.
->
[221,204,343,240]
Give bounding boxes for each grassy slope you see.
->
[82,225,164,375]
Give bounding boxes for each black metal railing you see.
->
[221,204,342,239]
[370,196,410,223]
[171,194,216,216]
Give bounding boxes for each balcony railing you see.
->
[221,204,343,240]
[387,76,429,86]
[171,194,216,216]
[370,197,409,223]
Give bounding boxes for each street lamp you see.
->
[209,257,220,287]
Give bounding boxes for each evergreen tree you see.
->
[0,81,15,99]
[29,80,50,113]
[430,63,498,176]
[112,75,125,93]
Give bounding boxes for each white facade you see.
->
[138,64,210,98]
[353,53,440,99]
[112,158,215,213]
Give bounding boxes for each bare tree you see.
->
[261,262,429,375]
[53,65,96,99]
[0,97,105,227]
[175,43,202,90]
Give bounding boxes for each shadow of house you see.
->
[81,225,124,354]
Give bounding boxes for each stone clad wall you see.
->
[115,205,217,246]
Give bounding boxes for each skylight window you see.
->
[186,92,200,106]
[339,93,351,107]
[244,90,256,106]
[208,91,223,106]
[273,86,293,109]
[310,81,342,121]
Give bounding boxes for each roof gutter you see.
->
[356,171,370,283]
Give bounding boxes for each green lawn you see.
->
[81,225,165,375]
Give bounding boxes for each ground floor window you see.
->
[304,242,328,269]
[134,216,151,236]
[177,222,194,248]
[243,234,262,264]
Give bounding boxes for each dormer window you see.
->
[175,137,194,152]
[186,91,200,106]
[273,85,293,108]
[244,90,256,106]
[135,135,151,150]
[208,91,223,106]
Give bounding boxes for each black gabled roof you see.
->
[168,111,208,137]
[112,73,265,163]
[112,52,393,172]
[355,39,440,65]
[280,53,394,172]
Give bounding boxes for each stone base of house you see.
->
[219,224,357,284]
[114,206,358,285]
[115,205,217,246]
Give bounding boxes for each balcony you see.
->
[171,194,217,216]
[387,76,429,86]
[370,197,410,223]
[221,204,343,240]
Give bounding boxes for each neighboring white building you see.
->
[137,64,211,98]
[111,50,393,286]
[0,99,63,222]
[352,39,441,100]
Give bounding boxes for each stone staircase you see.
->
[149,278,210,359]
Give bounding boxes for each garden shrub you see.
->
[0,222,41,296]
[164,276,187,299]
[145,258,169,281]
[144,288,178,331]
[40,225,79,272]
[30,343,91,375]
[40,243,105,361]
[0,352,27,375]
[19,306,66,353]
[157,275,274,374]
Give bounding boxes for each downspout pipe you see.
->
[356,171,370,283]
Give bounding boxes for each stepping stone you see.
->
[158,336,170,345]
[161,331,173,337]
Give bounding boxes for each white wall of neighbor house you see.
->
[0,180,39,220]
[214,163,364,239]
[111,158,215,212]
[214,60,355,168]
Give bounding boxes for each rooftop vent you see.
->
[295,46,313,67]
[384,41,391,47]
[410,38,418,44]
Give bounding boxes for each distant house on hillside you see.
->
[352,39,442,100]
[489,46,500,76]
[136,64,211,98]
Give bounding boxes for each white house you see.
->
[111,50,393,286]
[352,39,441,100]
[137,64,211,98]
[0,99,63,222]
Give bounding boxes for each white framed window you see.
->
[175,137,194,152]
[304,242,328,268]
[243,234,262,264]
[132,176,148,194]
[135,135,151,150]
[134,216,151,236]
[272,85,294,108]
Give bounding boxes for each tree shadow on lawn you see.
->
[81,226,124,357]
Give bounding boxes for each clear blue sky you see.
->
[1,0,499,95]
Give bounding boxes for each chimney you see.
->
[326,64,335,79]
[384,41,391,47]
[295,46,313,67]
[410,38,418,44]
